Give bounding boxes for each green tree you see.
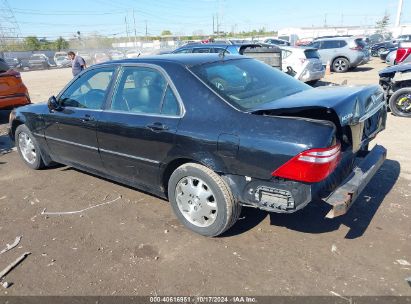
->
[24,36,41,50]
[54,36,69,51]
[161,30,172,36]
[375,12,390,34]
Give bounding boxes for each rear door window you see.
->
[173,48,191,54]
[110,66,180,116]
[192,48,211,53]
[321,40,344,49]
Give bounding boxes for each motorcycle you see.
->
[379,63,411,117]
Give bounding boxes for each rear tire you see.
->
[332,57,349,73]
[377,47,387,57]
[168,163,241,237]
[15,124,45,170]
[389,88,411,117]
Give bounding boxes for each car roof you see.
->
[95,53,246,67]
[314,37,355,41]
[177,43,240,48]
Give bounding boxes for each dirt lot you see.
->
[0,59,410,296]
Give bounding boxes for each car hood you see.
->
[251,85,384,127]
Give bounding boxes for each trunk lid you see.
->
[251,85,386,152]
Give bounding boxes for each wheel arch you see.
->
[161,156,226,198]
[10,118,25,141]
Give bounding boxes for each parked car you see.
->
[280,46,325,84]
[4,58,22,70]
[27,54,51,70]
[0,58,30,110]
[393,34,411,44]
[379,47,397,61]
[53,52,67,65]
[386,50,397,66]
[307,37,370,73]
[8,54,387,236]
[54,56,71,68]
[53,52,70,68]
[264,38,290,46]
[125,49,142,59]
[172,43,282,69]
[370,41,397,57]
[94,52,110,64]
[395,41,411,65]
[109,50,125,60]
[76,52,92,65]
[379,63,411,117]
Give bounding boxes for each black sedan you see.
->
[8,54,387,236]
[371,41,397,57]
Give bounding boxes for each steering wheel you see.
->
[83,89,106,109]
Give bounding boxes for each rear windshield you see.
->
[355,38,367,47]
[304,49,320,59]
[190,58,310,111]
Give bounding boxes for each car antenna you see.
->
[219,45,230,59]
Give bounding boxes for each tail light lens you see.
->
[350,45,363,51]
[396,48,411,63]
[272,143,341,183]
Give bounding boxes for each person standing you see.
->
[68,51,86,77]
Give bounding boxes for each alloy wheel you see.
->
[175,176,218,227]
[18,131,37,165]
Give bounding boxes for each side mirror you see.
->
[48,96,62,111]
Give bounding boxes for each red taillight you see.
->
[350,45,363,51]
[396,48,411,63]
[272,143,341,183]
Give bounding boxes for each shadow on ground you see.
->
[353,66,374,72]
[223,159,400,239]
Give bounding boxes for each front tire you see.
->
[332,57,349,73]
[15,124,45,170]
[168,163,241,237]
[389,88,411,117]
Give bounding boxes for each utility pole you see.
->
[145,20,148,40]
[132,9,137,47]
[216,14,219,35]
[324,14,327,27]
[395,0,403,27]
[125,16,130,43]
[212,15,215,34]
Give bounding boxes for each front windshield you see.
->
[190,58,310,111]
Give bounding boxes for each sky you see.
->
[4,0,411,39]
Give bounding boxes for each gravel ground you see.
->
[0,59,410,296]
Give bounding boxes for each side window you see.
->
[281,50,292,59]
[310,41,321,49]
[322,40,345,49]
[213,48,230,54]
[339,40,347,47]
[192,48,211,53]
[161,86,180,116]
[111,66,171,115]
[173,48,191,54]
[59,67,115,109]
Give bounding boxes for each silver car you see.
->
[281,46,325,84]
[308,37,370,73]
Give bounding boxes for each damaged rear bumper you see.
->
[323,145,386,218]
